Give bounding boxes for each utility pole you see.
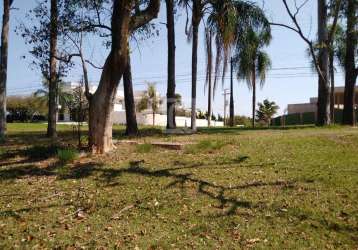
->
[222,88,230,126]
[229,58,234,127]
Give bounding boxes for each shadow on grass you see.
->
[1,160,357,236]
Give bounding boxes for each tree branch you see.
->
[129,0,160,31]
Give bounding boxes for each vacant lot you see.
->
[0,124,357,249]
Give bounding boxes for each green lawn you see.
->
[1,123,358,249]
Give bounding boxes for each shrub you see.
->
[136,143,153,153]
[57,148,79,163]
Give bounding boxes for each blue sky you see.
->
[3,1,345,117]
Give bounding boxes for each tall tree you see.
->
[342,0,358,125]
[204,27,213,127]
[235,27,272,128]
[166,0,177,129]
[317,0,331,125]
[88,0,160,153]
[270,0,342,126]
[229,57,234,127]
[190,0,203,132]
[47,0,59,138]
[123,52,139,135]
[0,0,14,138]
[206,0,270,128]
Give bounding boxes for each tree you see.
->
[7,95,47,122]
[123,53,139,136]
[342,0,358,125]
[270,0,342,126]
[137,83,162,126]
[166,0,177,130]
[0,0,14,138]
[47,0,59,138]
[234,27,272,128]
[85,0,160,153]
[180,0,207,132]
[256,99,279,127]
[205,0,270,128]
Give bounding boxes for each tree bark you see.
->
[47,0,58,138]
[166,0,176,129]
[229,58,234,127]
[252,64,256,128]
[191,0,201,132]
[329,49,335,123]
[123,52,138,136]
[316,0,331,126]
[0,0,12,138]
[342,0,358,125]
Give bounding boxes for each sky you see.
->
[2,0,345,117]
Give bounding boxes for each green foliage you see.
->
[136,143,153,153]
[256,99,279,126]
[57,148,79,163]
[7,96,47,122]
[233,115,252,127]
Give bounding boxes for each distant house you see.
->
[287,86,358,115]
[60,81,224,127]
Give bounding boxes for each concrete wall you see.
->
[287,103,317,115]
[112,111,224,127]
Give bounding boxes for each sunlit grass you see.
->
[0,123,357,249]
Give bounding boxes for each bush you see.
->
[57,148,79,163]
[136,143,153,153]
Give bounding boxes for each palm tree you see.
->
[179,0,207,132]
[205,0,270,127]
[166,0,176,129]
[137,83,162,126]
[234,27,272,128]
[256,99,279,127]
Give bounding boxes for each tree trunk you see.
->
[123,52,138,136]
[252,65,256,128]
[207,67,212,127]
[316,0,331,126]
[0,0,11,138]
[191,1,200,132]
[229,58,234,127]
[47,0,58,138]
[88,1,132,154]
[342,0,358,125]
[329,50,335,123]
[153,112,155,126]
[166,0,176,129]
[89,0,160,153]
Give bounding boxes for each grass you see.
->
[0,123,358,249]
[57,148,79,164]
[136,143,153,154]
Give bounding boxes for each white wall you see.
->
[112,111,224,127]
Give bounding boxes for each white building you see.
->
[60,81,223,127]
